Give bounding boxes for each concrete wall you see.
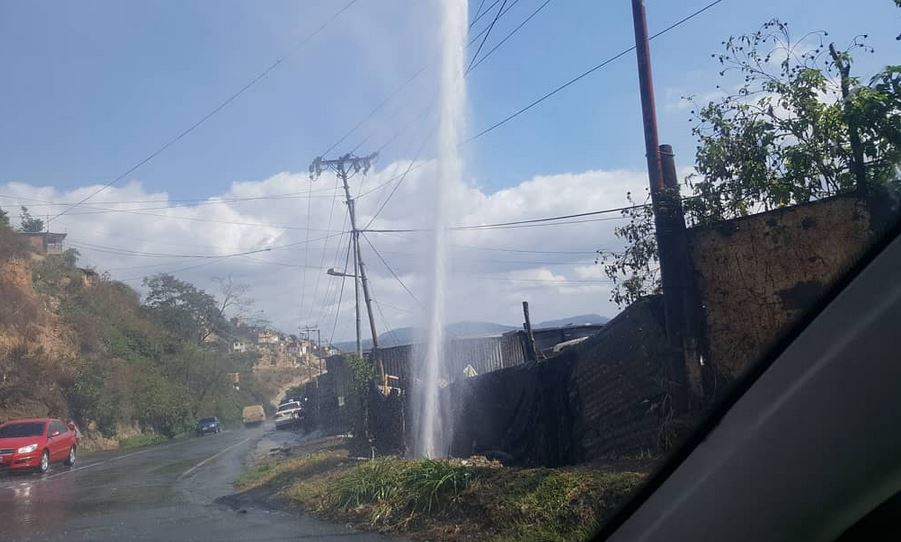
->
[688,196,874,382]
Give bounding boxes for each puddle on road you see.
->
[249,424,322,462]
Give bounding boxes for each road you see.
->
[0,425,391,541]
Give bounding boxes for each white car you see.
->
[273,401,305,429]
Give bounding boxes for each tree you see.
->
[142,274,226,344]
[19,206,44,233]
[0,205,9,229]
[213,276,253,322]
[602,20,900,306]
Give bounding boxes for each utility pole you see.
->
[310,153,385,385]
[631,0,698,407]
[299,325,323,378]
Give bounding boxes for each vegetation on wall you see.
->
[601,19,901,307]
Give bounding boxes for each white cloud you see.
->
[0,163,647,342]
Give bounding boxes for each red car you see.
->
[0,418,78,473]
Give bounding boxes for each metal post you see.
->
[631,0,664,196]
[632,0,701,407]
[631,0,680,341]
[522,301,539,362]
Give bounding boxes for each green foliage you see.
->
[7,250,265,442]
[253,449,646,541]
[66,357,123,437]
[346,354,375,394]
[603,20,901,306]
[331,457,481,525]
[143,273,226,344]
[598,192,661,307]
[32,249,82,297]
[0,205,9,228]
[685,21,899,222]
[18,206,44,233]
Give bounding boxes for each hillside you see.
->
[0,228,272,449]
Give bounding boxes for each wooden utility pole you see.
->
[310,153,385,385]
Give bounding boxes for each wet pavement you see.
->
[0,425,392,541]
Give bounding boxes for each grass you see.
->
[235,450,353,491]
[236,442,647,541]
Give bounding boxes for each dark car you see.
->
[195,417,221,436]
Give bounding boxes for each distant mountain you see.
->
[535,314,610,329]
[334,321,517,351]
[334,316,612,352]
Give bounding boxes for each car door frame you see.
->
[47,420,67,462]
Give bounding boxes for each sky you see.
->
[0,0,898,342]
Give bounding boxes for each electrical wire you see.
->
[298,167,315,326]
[466,0,509,73]
[361,232,421,306]
[470,0,503,28]
[46,0,363,224]
[468,0,727,142]
[362,128,435,231]
[329,239,354,344]
[467,0,553,73]
[471,0,489,26]
[365,203,639,233]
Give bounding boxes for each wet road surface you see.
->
[0,426,391,541]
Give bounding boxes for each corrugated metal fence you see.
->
[380,333,528,387]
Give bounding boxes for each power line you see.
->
[308,177,342,328]
[467,0,522,48]
[451,243,598,255]
[373,299,402,346]
[365,203,640,233]
[69,231,346,263]
[468,0,553,73]
[471,0,489,25]
[68,239,273,260]
[470,0,503,29]
[46,0,362,224]
[362,128,435,231]
[474,276,612,284]
[326,0,525,162]
[298,168,315,326]
[466,0,509,73]
[55,202,346,233]
[0,187,338,209]
[468,0,727,142]
[368,215,626,233]
[320,64,429,158]
[361,232,421,306]
[329,239,354,344]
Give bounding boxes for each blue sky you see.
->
[1,0,897,198]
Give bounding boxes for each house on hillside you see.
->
[77,267,99,288]
[256,330,279,344]
[231,340,248,353]
[22,232,67,255]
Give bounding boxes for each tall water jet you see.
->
[413,0,468,458]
